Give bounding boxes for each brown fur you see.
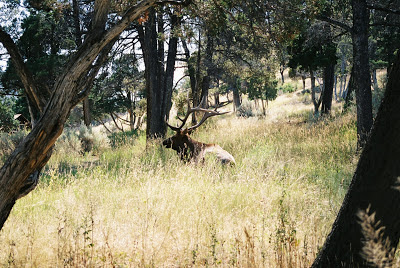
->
[162,129,235,165]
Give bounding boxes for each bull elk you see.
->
[163,99,236,165]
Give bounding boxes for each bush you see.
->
[108,129,139,148]
[0,129,29,164]
[0,98,19,132]
[54,125,110,156]
[236,99,256,118]
[278,83,297,94]
[173,91,189,118]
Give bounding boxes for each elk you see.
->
[163,99,236,165]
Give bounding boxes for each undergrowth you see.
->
[0,94,359,267]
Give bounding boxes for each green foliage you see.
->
[236,99,256,118]
[288,22,337,73]
[54,126,110,156]
[1,9,74,119]
[173,90,189,118]
[0,98,19,132]
[90,53,145,122]
[0,129,29,164]
[278,83,297,94]
[246,73,279,102]
[108,129,139,148]
[0,92,359,266]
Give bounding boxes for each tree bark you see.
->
[0,0,159,231]
[138,8,178,139]
[343,66,355,112]
[162,13,180,120]
[310,69,321,114]
[181,38,197,101]
[312,49,400,268]
[200,32,214,108]
[321,63,335,114]
[352,0,373,148]
[232,77,241,110]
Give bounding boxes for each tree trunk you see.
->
[310,69,321,114]
[0,0,158,231]
[232,77,241,110]
[312,49,400,268]
[343,66,355,112]
[163,14,179,120]
[321,63,335,114]
[200,32,214,108]
[372,69,379,92]
[181,38,197,103]
[138,9,178,139]
[83,97,91,126]
[352,0,373,148]
[138,9,164,139]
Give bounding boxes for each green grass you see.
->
[0,93,358,267]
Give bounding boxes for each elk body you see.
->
[163,100,235,165]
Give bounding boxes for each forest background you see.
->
[0,0,400,266]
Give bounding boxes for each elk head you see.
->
[163,98,235,164]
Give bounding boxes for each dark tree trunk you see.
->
[0,0,158,231]
[232,77,241,110]
[312,49,400,268]
[280,67,285,84]
[162,14,179,120]
[310,69,321,114]
[138,9,178,139]
[181,38,197,101]
[321,63,335,114]
[200,32,214,108]
[343,66,355,112]
[83,97,91,126]
[138,9,164,139]
[352,0,373,148]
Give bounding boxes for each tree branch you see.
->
[0,28,45,117]
[317,15,352,33]
[367,3,400,15]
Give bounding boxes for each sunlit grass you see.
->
[0,92,358,267]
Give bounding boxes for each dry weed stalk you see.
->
[358,206,395,267]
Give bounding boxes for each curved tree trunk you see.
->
[312,48,400,268]
[0,0,159,231]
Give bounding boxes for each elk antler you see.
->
[165,96,229,132]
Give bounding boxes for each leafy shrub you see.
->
[55,128,82,155]
[0,98,19,132]
[0,129,29,164]
[108,129,139,148]
[236,99,255,118]
[79,125,110,155]
[173,91,189,118]
[278,83,297,94]
[55,125,110,156]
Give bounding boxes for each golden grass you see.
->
[0,93,358,267]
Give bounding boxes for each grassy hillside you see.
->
[0,92,358,267]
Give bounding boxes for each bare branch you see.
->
[317,15,352,33]
[0,28,45,116]
[367,3,400,15]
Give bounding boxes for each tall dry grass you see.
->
[0,92,358,267]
